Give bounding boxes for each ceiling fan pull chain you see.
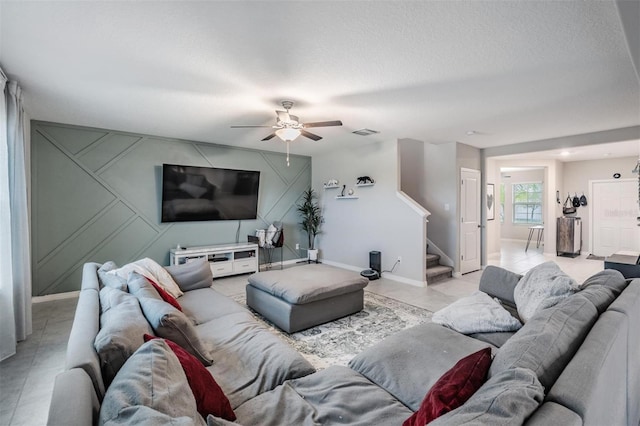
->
[286,140,290,167]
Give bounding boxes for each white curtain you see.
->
[0,74,32,361]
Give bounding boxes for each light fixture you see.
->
[275,128,302,167]
[275,128,301,142]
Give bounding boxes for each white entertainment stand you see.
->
[169,242,259,278]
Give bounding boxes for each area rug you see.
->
[231,291,433,369]
[587,254,605,260]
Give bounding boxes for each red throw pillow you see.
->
[146,277,182,311]
[403,347,492,426]
[144,334,235,421]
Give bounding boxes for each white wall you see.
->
[563,156,638,252]
[399,138,426,207]
[500,169,545,240]
[424,142,457,265]
[312,140,427,286]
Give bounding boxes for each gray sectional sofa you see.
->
[48,262,640,425]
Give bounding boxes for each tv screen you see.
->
[161,164,260,222]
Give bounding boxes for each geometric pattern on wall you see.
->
[31,121,311,296]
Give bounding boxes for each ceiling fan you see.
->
[231,100,343,142]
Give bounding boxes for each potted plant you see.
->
[296,188,322,262]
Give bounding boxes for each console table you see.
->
[170,243,259,278]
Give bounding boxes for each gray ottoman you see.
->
[246,264,369,333]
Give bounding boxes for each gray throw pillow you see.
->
[97,261,127,291]
[429,368,544,425]
[127,271,163,300]
[136,294,213,366]
[94,286,154,386]
[100,339,206,426]
[165,259,213,292]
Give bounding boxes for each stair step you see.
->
[426,253,440,268]
[426,265,453,284]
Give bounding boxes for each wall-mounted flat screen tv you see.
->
[161,164,260,222]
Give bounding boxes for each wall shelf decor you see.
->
[336,196,359,200]
[355,183,375,187]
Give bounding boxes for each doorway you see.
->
[460,168,481,274]
[590,178,640,256]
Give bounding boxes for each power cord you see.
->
[382,259,400,273]
[235,220,241,243]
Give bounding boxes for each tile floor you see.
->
[0,240,606,425]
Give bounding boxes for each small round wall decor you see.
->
[613,172,621,179]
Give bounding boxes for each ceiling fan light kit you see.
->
[231,100,343,166]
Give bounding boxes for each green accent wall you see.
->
[31,121,311,296]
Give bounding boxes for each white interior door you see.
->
[590,179,640,256]
[461,168,481,274]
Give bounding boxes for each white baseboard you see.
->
[33,290,80,303]
[382,272,426,287]
[321,259,426,288]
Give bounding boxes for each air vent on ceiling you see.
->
[352,128,380,136]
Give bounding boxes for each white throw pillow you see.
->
[432,291,522,334]
[107,258,183,299]
[514,261,578,323]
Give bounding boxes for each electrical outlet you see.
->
[295,243,300,250]
[397,256,402,263]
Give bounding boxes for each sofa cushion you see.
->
[178,288,248,325]
[478,265,522,306]
[429,368,544,425]
[165,259,213,292]
[196,311,316,409]
[403,347,492,426]
[489,293,598,390]
[247,263,368,304]
[234,366,413,426]
[106,257,183,298]
[514,261,578,322]
[94,286,153,386]
[136,293,214,366]
[544,311,628,426]
[468,331,515,348]
[97,261,127,291]
[578,269,627,313]
[145,335,235,421]
[432,291,522,334]
[349,323,494,411]
[99,339,206,426]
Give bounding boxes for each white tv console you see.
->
[169,242,259,278]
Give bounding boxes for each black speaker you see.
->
[370,251,381,274]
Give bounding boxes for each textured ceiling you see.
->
[1,1,639,159]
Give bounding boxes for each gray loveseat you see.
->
[48,262,640,425]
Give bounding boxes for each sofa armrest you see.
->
[479,266,522,307]
[47,369,100,426]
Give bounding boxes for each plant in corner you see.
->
[296,188,322,261]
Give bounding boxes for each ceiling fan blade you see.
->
[300,130,322,141]
[303,120,343,128]
[261,133,277,141]
[230,125,272,128]
[276,110,290,122]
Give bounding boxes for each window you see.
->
[512,182,543,224]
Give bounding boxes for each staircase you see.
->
[426,253,453,284]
